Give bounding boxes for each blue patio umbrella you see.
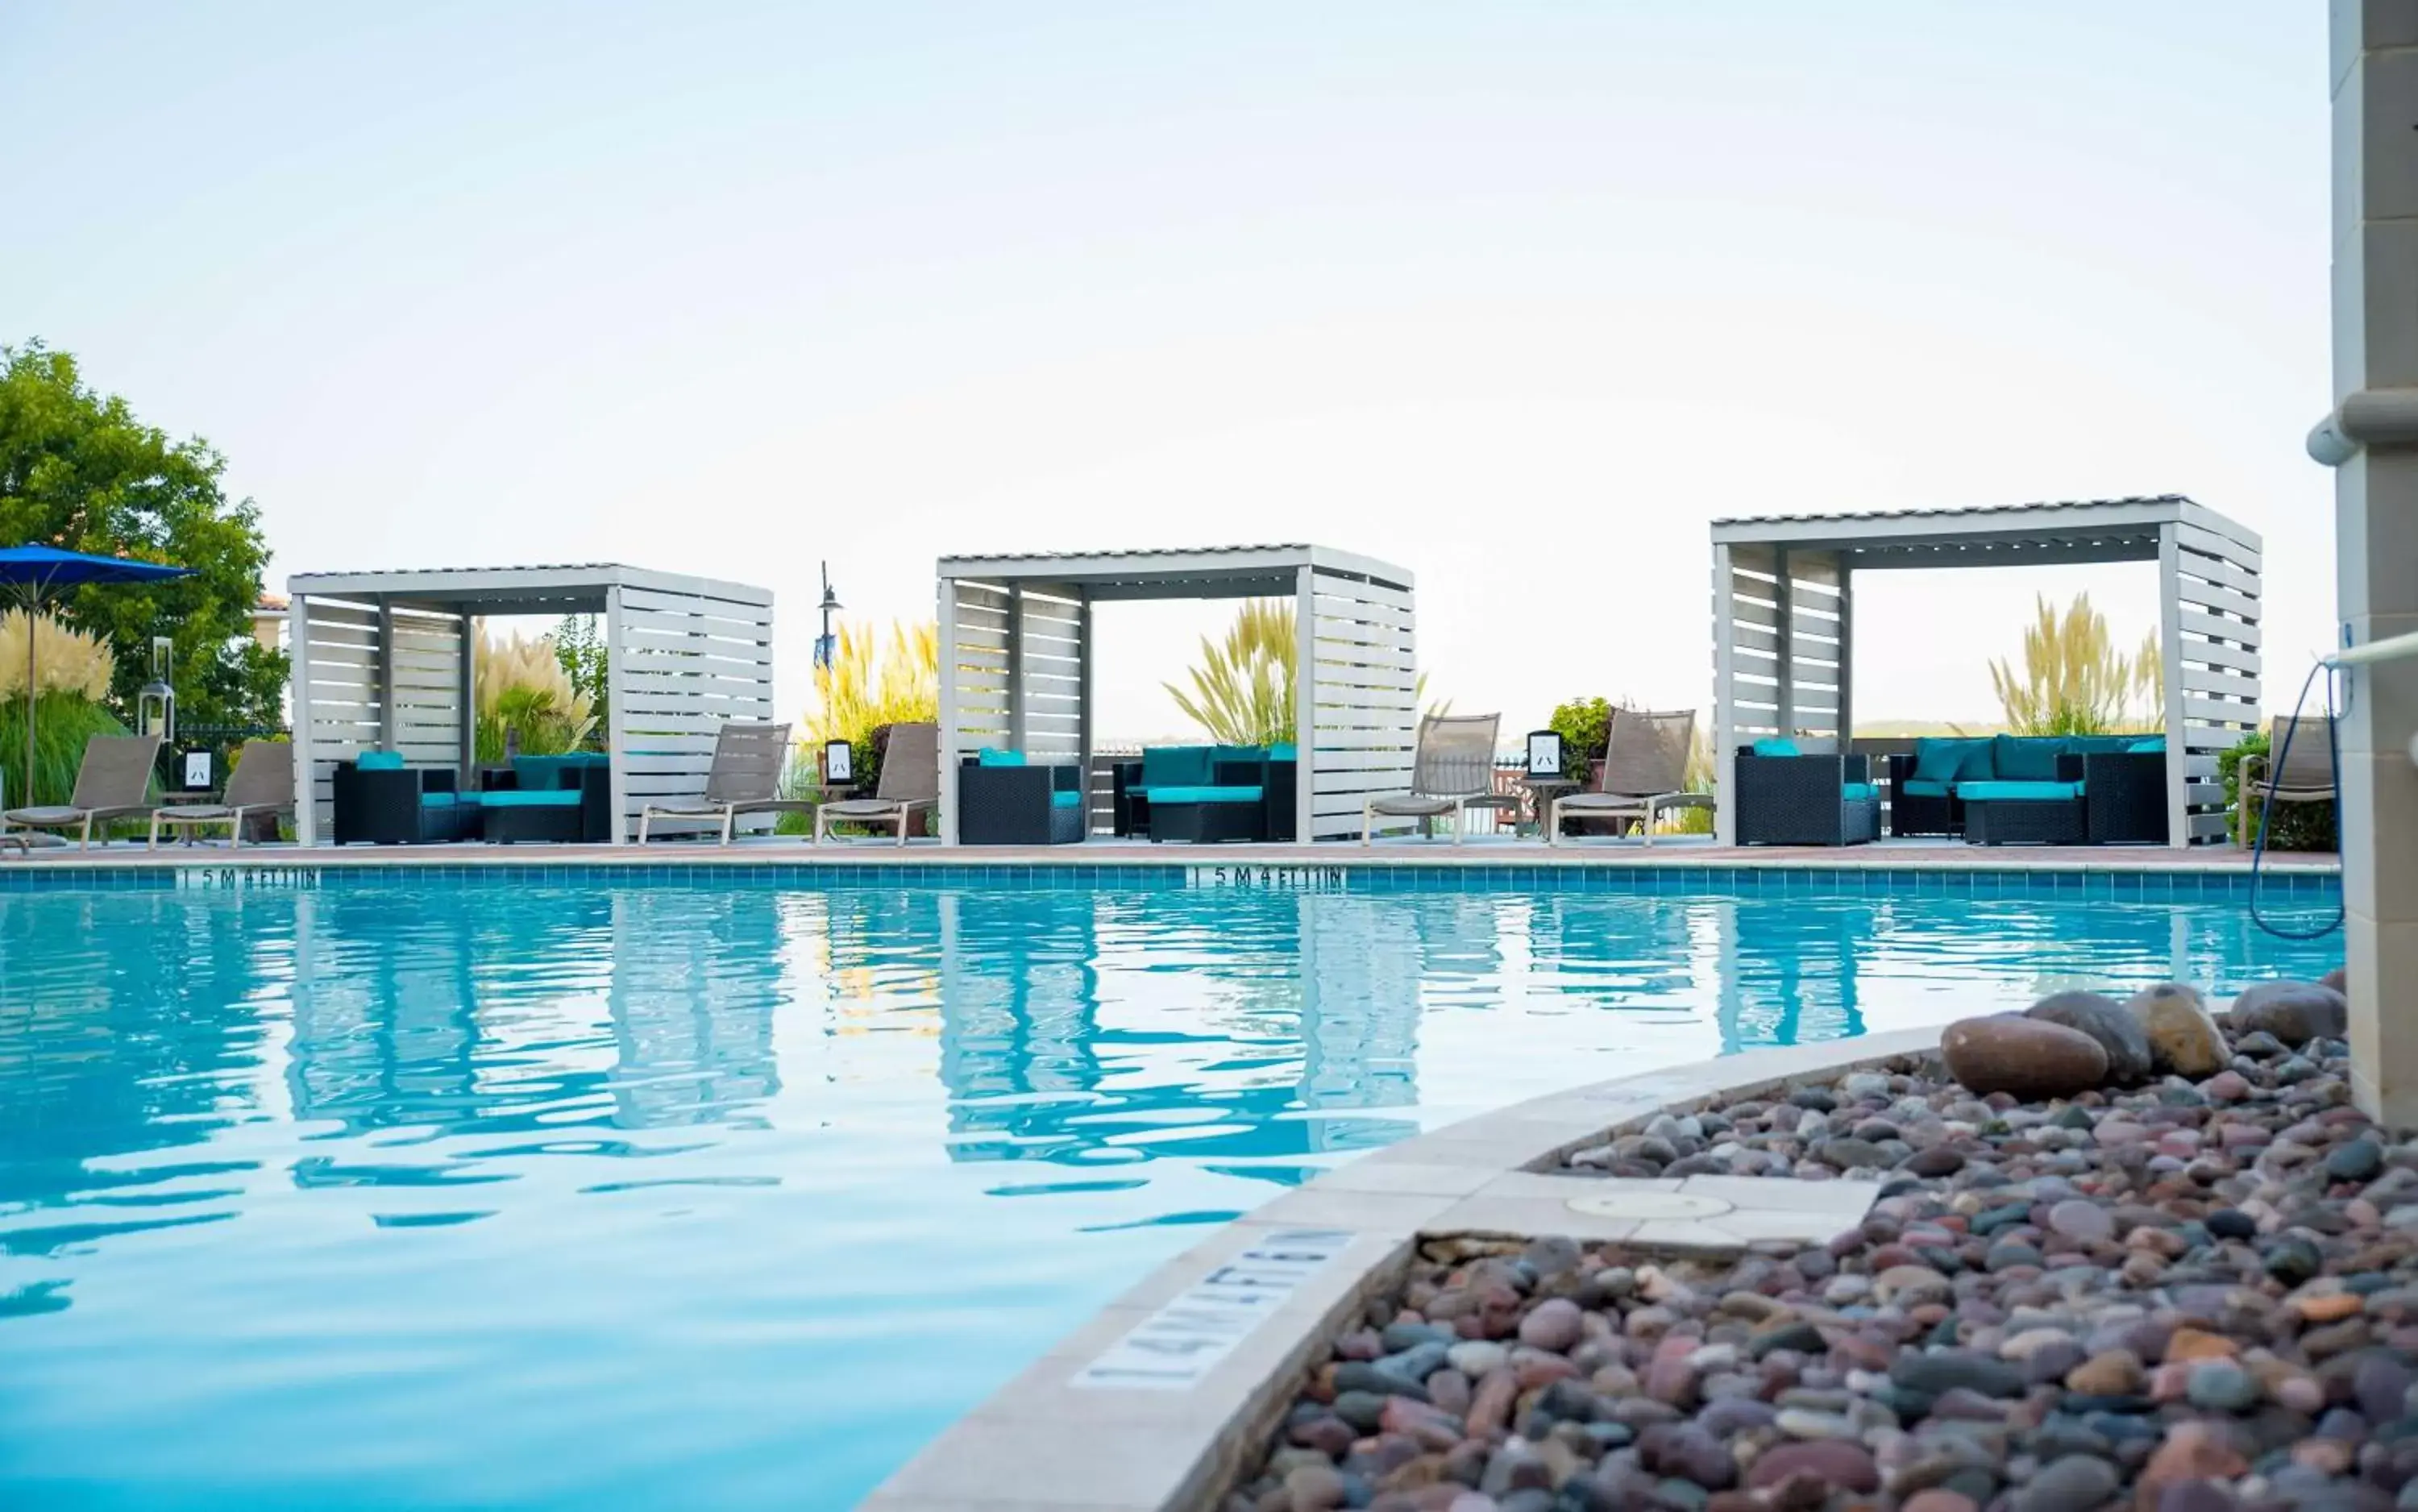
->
[0,546,193,806]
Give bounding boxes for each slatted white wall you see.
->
[944,579,1013,762]
[390,606,465,770]
[609,582,777,839]
[2161,518,2263,845]
[1717,545,1847,747]
[1014,586,1086,764]
[1303,568,1419,841]
[297,596,384,837]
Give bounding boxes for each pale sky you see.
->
[1,2,2333,740]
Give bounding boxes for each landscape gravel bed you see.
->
[1224,975,2416,1512]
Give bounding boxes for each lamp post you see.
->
[814,562,841,670]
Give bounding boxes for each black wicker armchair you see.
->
[2083,751,2169,844]
[958,759,1086,845]
[1734,749,1880,845]
[330,759,475,844]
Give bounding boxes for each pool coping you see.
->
[860,1024,1950,1512]
[0,839,2341,876]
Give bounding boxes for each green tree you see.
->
[0,341,285,727]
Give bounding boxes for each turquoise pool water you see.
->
[0,870,2340,1509]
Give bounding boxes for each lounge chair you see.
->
[1362,713,1514,844]
[149,739,296,848]
[2237,717,2337,847]
[1549,709,1710,846]
[637,721,814,844]
[815,721,939,845]
[3,733,162,849]
[0,772,31,854]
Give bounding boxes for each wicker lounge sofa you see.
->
[1886,733,2169,845]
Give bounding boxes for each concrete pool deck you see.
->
[861,1025,1952,1512]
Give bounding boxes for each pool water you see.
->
[0,874,2339,1509]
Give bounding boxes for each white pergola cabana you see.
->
[287,564,775,845]
[933,545,1417,843]
[1710,496,2263,849]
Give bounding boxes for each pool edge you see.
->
[861,1025,1948,1512]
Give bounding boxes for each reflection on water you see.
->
[0,879,2341,1510]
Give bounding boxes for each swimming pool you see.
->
[0,867,2341,1509]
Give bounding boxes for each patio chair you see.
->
[149,739,295,848]
[2237,717,2337,848]
[0,771,33,854]
[2,733,162,849]
[1548,709,1709,846]
[1362,713,1513,845]
[814,721,940,845]
[637,721,814,844]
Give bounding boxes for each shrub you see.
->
[1548,696,1616,787]
[2221,729,2337,851]
[473,625,596,762]
[804,621,937,787]
[0,692,132,808]
[1988,593,2162,736]
[1167,600,1295,746]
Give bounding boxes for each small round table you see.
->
[1522,779,1578,838]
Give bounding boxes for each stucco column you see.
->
[2329,2,2418,1124]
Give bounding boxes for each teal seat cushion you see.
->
[1992,734,2064,782]
[1958,780,2082,802]
[977,747,1026,766]
[1900,778,1952,799]
[2127,737,2166,754]
[1140,746,1212,788]
[1911,737,1988,783]
[1049,790,1082,809]
[358,750,405,771]
[2065,734,2133,756]
[1266,742,1296,761]
[1841,782,1878,802]
[419,791,456,808]
[1146,785,1263,804]
[1750,737,1800,758]
[477,789,584,808]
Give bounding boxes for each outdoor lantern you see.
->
[137,637,176,744]
[1524,729,1563,779]
[823,739,853,786]
[814,561,842,671]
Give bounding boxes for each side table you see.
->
[1523,779,1578,838]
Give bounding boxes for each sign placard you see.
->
[1071,1228,1353,1390]
[1184,864,1347,891]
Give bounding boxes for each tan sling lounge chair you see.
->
[814,721,939,845]
[149,739,296,848]
[3,733,162,849]
[1549,708,1710,846]
[2237,716,2337,847]
[1362,712,1514,844]
[637,721,814,844]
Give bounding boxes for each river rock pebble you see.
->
[2129,982,2229,1078]
[2229,980,2349,1045]
[2027,991,2154,1084]
[1230,992,2418,1512]
[1941,1013,2108,1099]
